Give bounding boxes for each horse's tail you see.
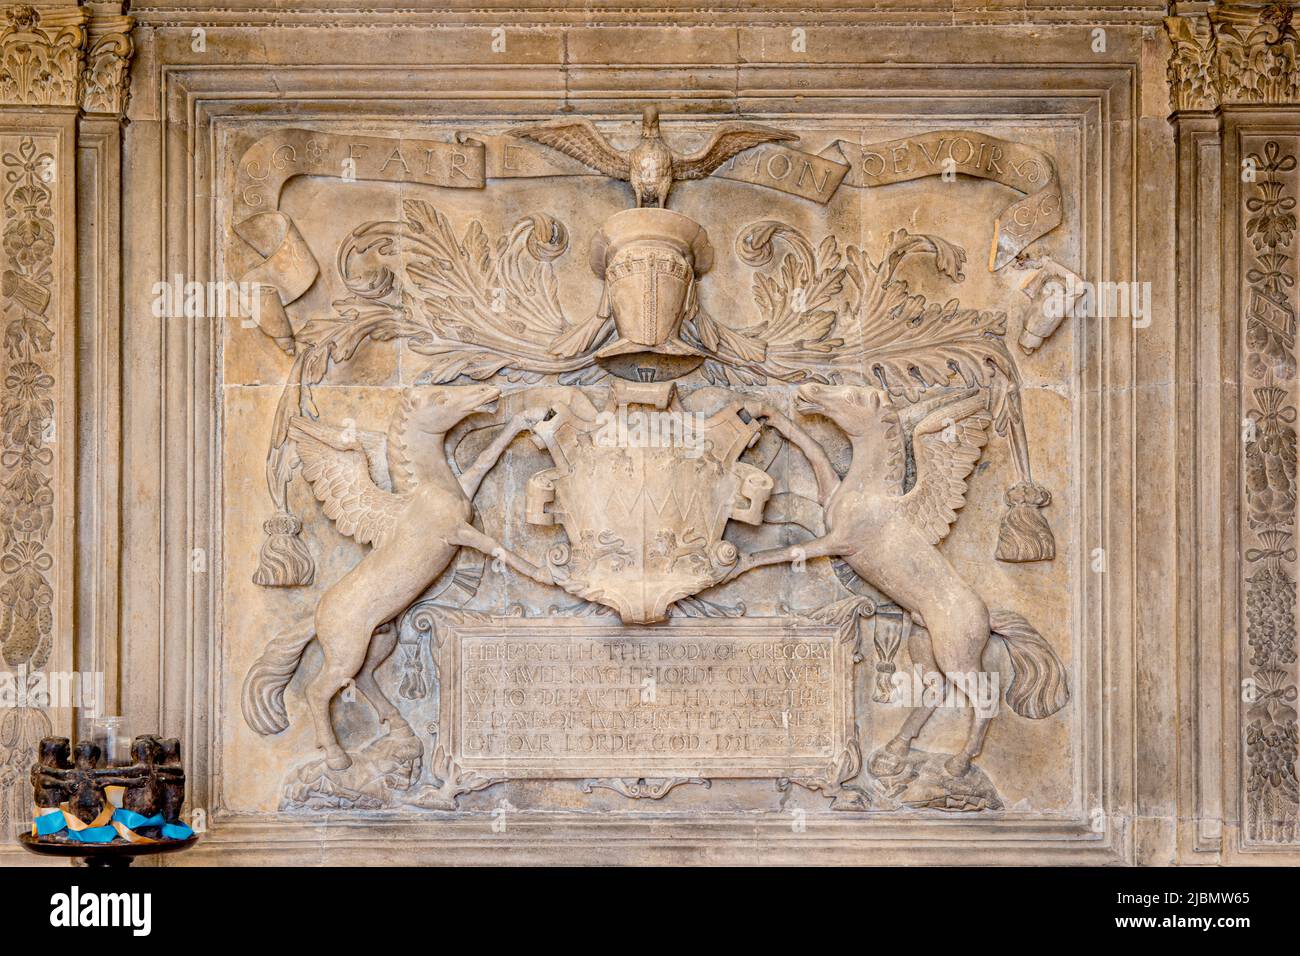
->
[990,608,1069,719]
[241,619,316,735]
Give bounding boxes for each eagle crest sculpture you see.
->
[507,105,797,208]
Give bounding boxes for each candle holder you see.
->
[21,733,199,867]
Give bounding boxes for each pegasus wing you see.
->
[672,123,798,180]
[507,119,631,179]
[290,416,409,547]
[899,394,992,545]
[354,428,393,491]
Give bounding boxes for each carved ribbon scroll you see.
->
[232,129,489,348]
[823,132,1063,271]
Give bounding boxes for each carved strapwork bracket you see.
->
[0,4,133,113]
[1165,3,1300,112]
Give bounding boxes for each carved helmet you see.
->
[589,208,714,372]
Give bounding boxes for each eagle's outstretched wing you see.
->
[672,123,798,180]
[899,394,992,545]
[506,119,631,179]
[290,416,410,547]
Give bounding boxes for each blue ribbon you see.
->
[33,804,193,844]
[34,811,66,837]
[65,825,118,844]
[113,808,165,831]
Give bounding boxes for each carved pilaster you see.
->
[0,118,76,846]
[1164,4,1300,858]
[0,4,133,852]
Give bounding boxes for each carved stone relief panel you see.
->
[0,121,75,842]
[1240,134,1300,846]
[213,110,1085,824]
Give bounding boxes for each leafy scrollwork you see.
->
[322,199,597,386]
[699,222,1014,406]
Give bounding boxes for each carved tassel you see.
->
[871,613,910,704]
[398,643,428,700]
[996,481,1056,563]
[996,387,1056,563]
[252,510,314,587]
[253,435,314,587]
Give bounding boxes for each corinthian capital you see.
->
[1212,3,1300,105]
[1165,3,1300,112]
[1165,13,1218,112]
[0,4,85,106]
[0,4,133,112]
[81,14,132,115]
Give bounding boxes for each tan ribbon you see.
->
[59,801,114,832]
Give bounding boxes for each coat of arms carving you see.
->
[230,108,1074,814]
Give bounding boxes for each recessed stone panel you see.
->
[449,621,849,778]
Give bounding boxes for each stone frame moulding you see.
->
[25,0,1297,865]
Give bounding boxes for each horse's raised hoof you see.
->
[325,746,352,771]
[943,755,972,778]
[868,745,909,778]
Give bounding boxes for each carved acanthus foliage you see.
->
[81,21,132,115]
[1164,14,1218,112]
[0,5,133,112]
[0,5,82,107]
[1166,4,1300,111]
[1215,3,1300,106]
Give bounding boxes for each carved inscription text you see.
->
[446,621,850,778]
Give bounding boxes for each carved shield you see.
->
[526,389,771,623]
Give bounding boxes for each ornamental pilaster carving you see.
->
[81,15,132,116]
[0,5,132,113]
[1165,3,1300,111]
